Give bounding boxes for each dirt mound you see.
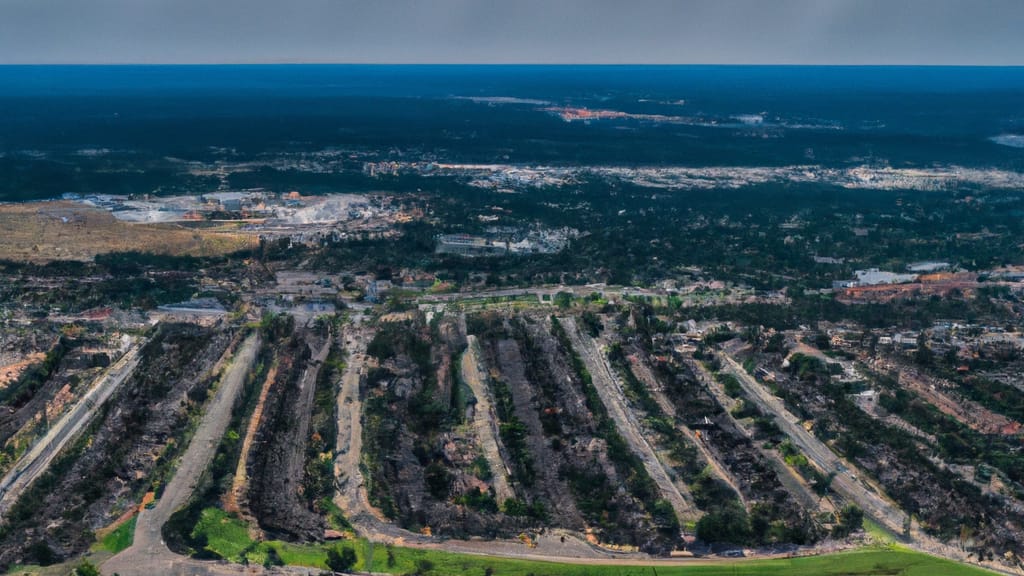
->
[246,329,327,542]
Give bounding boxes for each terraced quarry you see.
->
[0,299,1016,576]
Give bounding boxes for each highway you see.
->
[0,337,146,519]
[714,351,908,536]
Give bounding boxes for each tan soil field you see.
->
[0,201,250,263]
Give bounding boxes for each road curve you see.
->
[103,332,261,576]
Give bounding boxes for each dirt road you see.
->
[559,317,699,524]
[687,358,826,515]
[103,332,261,576]
[715,351,908,535]
[331,320,403,541]
[0,337,146,518]
[331,320,436,546]
[630,355,748,507]
[897,364,1019,435]
[461,334,516,503]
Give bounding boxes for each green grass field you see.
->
[191,508,254,563]
[185,507,997,576]
[360,545,998,576]
[89,516,136,554]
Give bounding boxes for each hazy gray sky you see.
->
[1,0,1021,65]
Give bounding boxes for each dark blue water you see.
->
[0,65,1022,180]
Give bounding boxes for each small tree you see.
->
[413,559,435,575]
[915,333,934,366]
[74,561,101,576]
[832,504,864,538]
[325,546,357,573]
[553,291,573,309]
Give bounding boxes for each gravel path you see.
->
[0,337,146,519]
[461,334,516,503]
[559,317,698,524]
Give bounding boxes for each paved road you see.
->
[82,317,997,575]
[560,317,699,524]
[417,284,666,305]
[461,334,516,503]
[715,351,908,535]
[0,337,146,519]
[103,332,261,576]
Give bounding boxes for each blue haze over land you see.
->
[0,65,1023,201]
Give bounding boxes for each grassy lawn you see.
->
[362,545,998,576]
[191,508,253,563]
[187,507,997,576]
[90,516,136,554]
[862,517,901,547]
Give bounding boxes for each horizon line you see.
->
[1,62,1023,68]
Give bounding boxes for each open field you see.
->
[91,517,136,555]
[369,546,1001,576]
[0,202,249,263]
[126,515,1002,576]
[4,547,1002,576]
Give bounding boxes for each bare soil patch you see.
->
[0,201,248,263]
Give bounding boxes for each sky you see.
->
[0,0,1022,65]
